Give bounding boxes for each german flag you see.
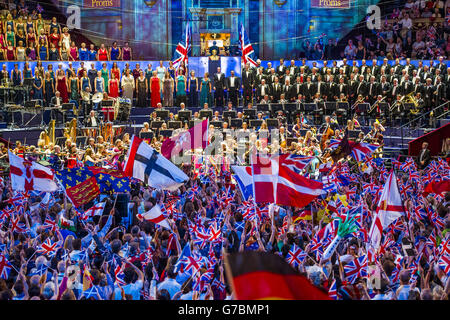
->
[225,251,330,300]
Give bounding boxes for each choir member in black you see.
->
[256,79,271,102]
[271,77,282,103]
[302,76,316,103]
[242,63,255,106]
[366,76,380,104]
[213,67,226,107]
[290,76,303,102]
[226,70,240,107]
[282,78,292,102]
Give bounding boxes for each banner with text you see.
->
[83,0,121,8]
[311,0,350,9]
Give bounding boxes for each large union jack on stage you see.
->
[173,24,191,70]
[239,23,257,67]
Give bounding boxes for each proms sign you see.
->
[83,0,121,8]
[311,0,350,9]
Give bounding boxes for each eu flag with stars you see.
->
[87,167,131,194]
[54,167,100,208]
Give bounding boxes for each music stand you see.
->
[150,120,164,129]
[199,109,213,120]
[257,104,270,112]
[76,136,87,147]
[168,121,182,129]
[249,119,263,128]
[303,103,316,112]
[210,121,222,128]
[102,100,114,107]
[230,118,243,128]
[140,131,154,140]
[160,129,173,137]
[270,103,283,114]
[24,100,36,108]
[284,103,297,113]
[356,103,369,114]
[222,111,236,121]
[337,102,349,110]
[243,108,256,119]
[189,120,203,128]
[177,110,191,122]
[266,118,279,128]
[325,102,336,114]
[156,109,170,119]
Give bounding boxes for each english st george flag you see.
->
[124,135,188,191]
[137,204,171,230]
[368,171,405,251]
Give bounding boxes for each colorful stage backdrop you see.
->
[54,0,380,60]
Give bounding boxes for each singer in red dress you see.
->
[56,69,69,103]
[108,73,119,98]
[150,71,161,108]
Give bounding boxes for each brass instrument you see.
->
[369,96,386,114]
[406,92,420,115]
[389,95,405,113]
[92,92,103,104]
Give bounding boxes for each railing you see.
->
[399,101,449,149]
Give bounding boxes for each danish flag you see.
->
[239,23,257,67]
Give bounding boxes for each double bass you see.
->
[320,125,334,151]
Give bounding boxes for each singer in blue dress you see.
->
[199,73,212,107]
[188,70,198,108]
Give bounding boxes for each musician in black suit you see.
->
[321,61,329,76]
[433,76,446,106]
[242,63,255,106]
[316,75,328,101]
[213,67,226,107]
[341,58,351,77]
[84,110,100,127]
[287,60,299,77]
[389,78,402,101]
[417,142,431,169]
[226,70,240,107]
[267,68,278,85]
[423,78,435,111]
[412,77,424,97]
[50,91,65,124]
[392,58,403,75]
[401,74,413,95]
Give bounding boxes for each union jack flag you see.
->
[173,24,191,70]
[37,238,60,257]
[399,157,416,172]
[9,214,27,233]
[239,23,257,67]
[211,278,226,292]
[114,263,127,286]
[344,255,368,284]
[328,279,340,300]
[351,142,380,162]
[285,244,307,269]
[43,216,58,233]
[0,254,12,279]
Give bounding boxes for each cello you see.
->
[320,125,334,151]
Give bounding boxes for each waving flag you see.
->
[173,23,191,70]
[161,119,209,160]
[344,255,368,284]
[239,23,258,67]
[82,202,106,220]
[368,171,404,251]
[350,142,380,162]
[37,238,60,257]
[231,166,253,201]
[137,204,172,231]
[87,167,130,194]
[9,151,58,192]
[279,154,315,173]
[0,254,12,279]
[286,244,307,269]
[124,136,188,191]
[55,167,100,208]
